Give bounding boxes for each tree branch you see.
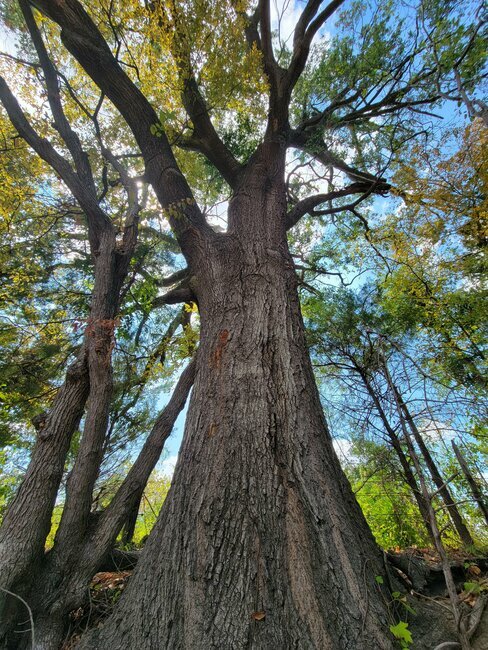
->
[152,284,196,307]
[289,128,390,185]
[32,0,212,252]
[0,75,111,249]
[154,267,189,288]
[19,0,96,192]
[179,76,244,186]
[286,183,380,229]
[148,1,243,187]
[287,0,346,91]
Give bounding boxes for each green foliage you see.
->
[376,121,488,390]
[347,441,431,549]
[130,472,172,546]
[389,620,413,648]
[391,591,416,616]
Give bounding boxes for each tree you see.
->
[0,1,485,648]
[378,119,488,390]
[305,287,481,548]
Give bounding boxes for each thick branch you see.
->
[149,1,242,187]
[154,267,189,288]
[89,356,197,551]
[287,0,346,91]
[152,284,196,307]
[255,0,290,133]
[179,76,243,186]
[32,0,211,251]
[286,183,379,229]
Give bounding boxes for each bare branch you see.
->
[154,267,189,288]
[286,183,379,229]
[289,129,391,186]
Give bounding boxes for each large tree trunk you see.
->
[79,152,393,649]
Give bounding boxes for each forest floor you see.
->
[61,546,488,649]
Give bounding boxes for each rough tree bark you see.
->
[78,146,393,649]
[0,352,88,599]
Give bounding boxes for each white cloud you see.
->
[0,24,17,57]
[333,437,354,463]
[271,0,303,49]
[160,454,178,478]
[417,419,457,443]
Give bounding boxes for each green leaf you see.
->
[390,621,413,646]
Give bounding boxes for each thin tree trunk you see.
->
[0,352,89,615]
[383,361,471,650]
[23,358,196,650]
[121,499,140,545]
[0,223,136,645]
[355,366,433,540]
[451,440,488,526]
[78,160,393,649]
[394,389,474,548]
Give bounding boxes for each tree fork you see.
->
[10,358,197,650]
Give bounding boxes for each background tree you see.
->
[304,287,486,545]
